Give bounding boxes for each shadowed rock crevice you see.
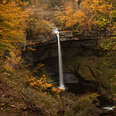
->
[23,38,99,68]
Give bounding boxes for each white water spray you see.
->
[53,28,65,90]
[102,106,115,111]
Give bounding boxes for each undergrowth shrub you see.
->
[27,74,65,94]
[0,65,103,116]
[60,93,101,116]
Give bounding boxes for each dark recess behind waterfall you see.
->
[23,30,106,72]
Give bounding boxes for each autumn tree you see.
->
[99,0,116,51]
[0,1,30,71]
[54,0,113,36]
[0,1,30,53]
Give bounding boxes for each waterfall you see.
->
[53,28,65,90]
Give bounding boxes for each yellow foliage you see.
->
[2,0,7,4]
[27,74,64,94]
[3,62,14,72]
[0,1,30,55]
[55,0,112,32]
[52,87,65,94]
[27,74,53,90]
[3,50,22,72]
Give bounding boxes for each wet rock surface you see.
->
[23,39,98,68]
[50,72,79,85]
[26,30,97,46]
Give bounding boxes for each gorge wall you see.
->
[23,31,99,70]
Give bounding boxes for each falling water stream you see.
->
[53,28,65,90]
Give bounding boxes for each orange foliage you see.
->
[0,1,31,55]
[27,74,65,94]
[55,0,112,33]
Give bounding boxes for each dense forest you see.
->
[0,0,116,116]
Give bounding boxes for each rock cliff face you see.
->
[23,30,98,68]
[22,30,100,76]
[23,31,108,89]
[26,30,97,46]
